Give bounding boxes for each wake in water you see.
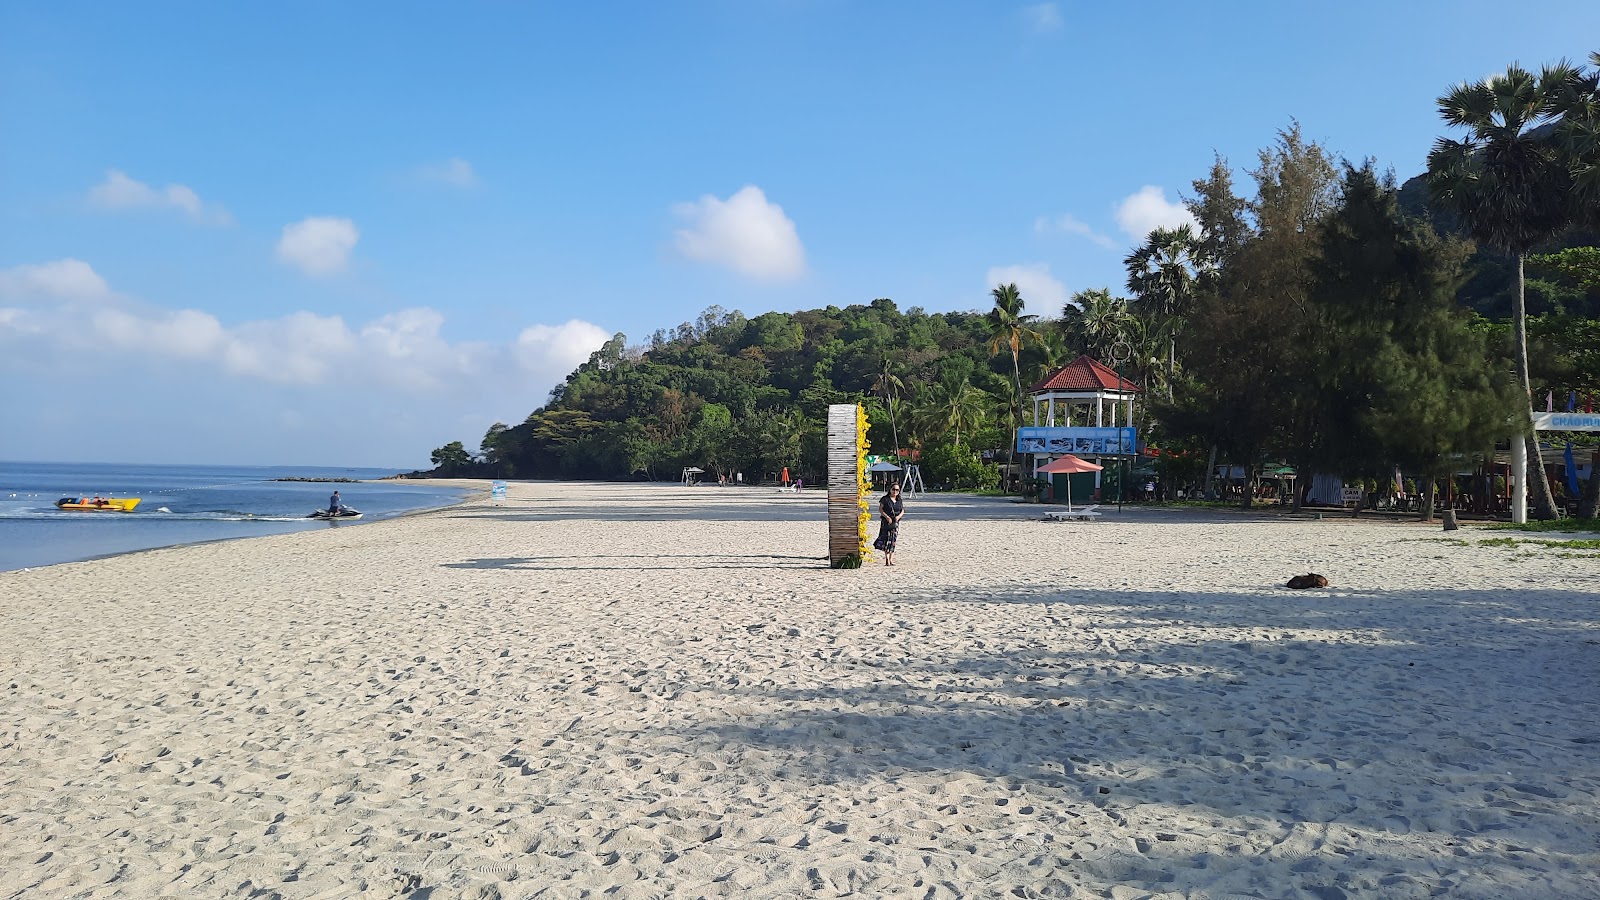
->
[0,503,303,522]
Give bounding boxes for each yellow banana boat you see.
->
[55,497,142,512]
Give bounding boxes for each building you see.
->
[1021,355,1142,501]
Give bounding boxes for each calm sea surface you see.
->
[0,461,468,571]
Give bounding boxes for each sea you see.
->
[0,461,469,572]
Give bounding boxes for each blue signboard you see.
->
[490,480,508,502]
[1017,426,1137,456]
[1533,412,1600,431]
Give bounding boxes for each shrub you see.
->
[925,443,999,491]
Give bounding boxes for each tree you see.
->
[1426,61,1583,519]
[911,367,988,447]
[1554,51,1600,222]
[1311,163,1518,520]
[1530,246,1600,290]
[1172,124,1338,509]
[479,422,509,469]
[430,441,473,474]
[1070,288,1134,360]
[1125,225,1201,395]
[986,283,1041,490]
[872,354,906,460]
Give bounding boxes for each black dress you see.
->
[874,495,904,552]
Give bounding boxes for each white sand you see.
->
[2,482,1597,899]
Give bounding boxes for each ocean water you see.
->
[0,461,469,571]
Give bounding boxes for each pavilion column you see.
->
[1096,398,1104,427]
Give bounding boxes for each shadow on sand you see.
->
[655,584,1600,895]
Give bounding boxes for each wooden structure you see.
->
[826,404,871,566]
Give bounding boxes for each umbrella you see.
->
[683,467,705,473]
[1035,454,1103,510]
[867,461,904,472]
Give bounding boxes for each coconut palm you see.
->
[986,283,1042,486]
[987,283,1041,401]
[1125,225,1201,396]
[872,354,906,461]
[1071,288,1135,361]
[911,370,988,447]
[1426,61,1582,520]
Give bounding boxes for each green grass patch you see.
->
[1487,517,1600,533]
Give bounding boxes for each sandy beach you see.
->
[2,481,1597,899]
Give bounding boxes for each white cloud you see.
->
[0,258,112,300]
[0,258,607,391]
[1113,186,1197,241]
[88,170,231,225]
[986,263,1070,312]
[276,216,360,276]
[1034,213,1117,249]
[415,157,478,188]
[673,185,805,280]
[1022,3,1063,33]
[515,320,612,376]
[92,307,225,360]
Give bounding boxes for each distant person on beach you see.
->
[329,491,343,514]
[873,481,904,566]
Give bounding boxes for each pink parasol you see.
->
[1036,454,1103,510]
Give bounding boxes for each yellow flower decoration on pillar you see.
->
[856,404,872,561]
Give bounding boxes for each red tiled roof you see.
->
[1029,355,1141,393]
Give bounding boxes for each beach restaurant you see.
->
[1020,355,1141,503]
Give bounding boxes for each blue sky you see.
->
[3,2,1596,467]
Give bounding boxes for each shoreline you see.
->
[0,477,488,574]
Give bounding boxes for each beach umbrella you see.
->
[1035,454,1103,510]
[867,461,904,472]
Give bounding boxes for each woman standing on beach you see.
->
[873,481,904,566]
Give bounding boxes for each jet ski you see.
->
[308,507,362,520]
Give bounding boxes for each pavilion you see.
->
[1029,355,1140,429]
[1022,355,1142,502]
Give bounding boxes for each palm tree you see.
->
[1117,315,1170,401]
[986,283,1042,489]
[1125,225,1201,397]
[1427,61,1582,520]
[872,354,905,461]
[1071,288,1135,361]
[912,371,988,447]
[1554,51,1600,224]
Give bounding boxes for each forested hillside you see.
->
[426,52,1600,519]
[434,300,1071,488]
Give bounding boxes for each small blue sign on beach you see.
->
[490,481,507,503]
[1017,426,1137,456]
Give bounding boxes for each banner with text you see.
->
[1533,412,1600,432]
[1017,426,1137,456]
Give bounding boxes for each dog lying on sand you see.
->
[1286,573,1329,589]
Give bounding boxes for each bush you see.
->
[925,443,999,491]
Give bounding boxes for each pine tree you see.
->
[1312,164,1518,519]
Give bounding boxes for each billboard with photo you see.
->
[1017,426,1137,456]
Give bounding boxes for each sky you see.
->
[3,2,1597,468]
